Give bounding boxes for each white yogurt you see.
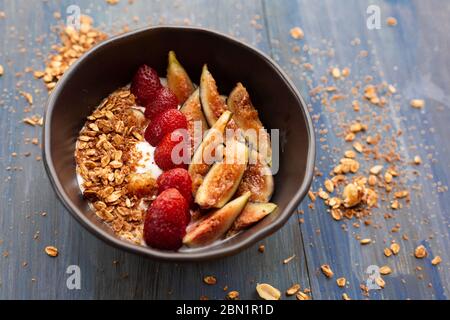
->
[134,140,163,178]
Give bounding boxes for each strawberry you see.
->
[143,188,189,250]
[154,129,190,171]
[144,87,179,121]
[157,168,193,207]
[144,109,188,147]
[130,65,162,105]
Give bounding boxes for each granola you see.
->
[75,87,149,243]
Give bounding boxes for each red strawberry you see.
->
[144,87,179,121]
[157,168,193,207]
[131,65,162,105]
[144,109,188,147]
[154,129,190,171]
[144,188,189,250]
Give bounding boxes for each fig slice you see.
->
[167,51,195,104]
[199,64,228,127]
[183,192,251,247]
[195,138,249,209]
[236,149,274,203]
[227,83,272,164]
[227,202,277,237]
[180,89,209,156]
[188,110,232,195]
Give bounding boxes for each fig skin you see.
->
[180,89,209,156]
[167,51,195,104]
[195,138,248,209]
[183,192,251,247]
[227,202,277,236]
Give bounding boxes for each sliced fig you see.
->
[195,138,249,209]
[227,83,272,164]
[180,89,209,156]
[167,51,195,104]
[183,192,251,247]
[236,149,274,203]
[188,110,232,195]
[227,202,277,236]
[199,64,229,127]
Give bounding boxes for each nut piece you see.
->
[410,99,425,109]
[203,276,217,285]
[414,245,427,259]
[360,238,372,245]
[290,27,304,40]
[336,277,346,287]
[256,283,281,300]
[431,256,442,266]
[286,284,301,296]
[343,183,363,208]
[320,264,334,278]
[45,246,58,257]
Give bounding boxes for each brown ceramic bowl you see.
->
[43,26,315,261]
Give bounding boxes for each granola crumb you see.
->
[44,246,58,257]
[410,99,425,109]
[413,155,422,165]
[286,284,301,296]
[296,291,311,300]
[258,244,265,253]
[283,254,296,264]
[0,64,4,76]
[386,17,398,26]
[320,264,334,278]
[390,243,400,255]
[203,276,217,285]
[431,256,442,266]
[342,293,351,300]
[290,27,304,40]
[336,277,346,287]
[414,245,427,259]
[226,291,240,300]
[380,266,392,275]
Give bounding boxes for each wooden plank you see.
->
[263,0,450,299]
[0,0,311,299]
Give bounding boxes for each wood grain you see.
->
[0,0,449,300]
[263,0,450,300]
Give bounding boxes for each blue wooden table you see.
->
[0,0,449,300]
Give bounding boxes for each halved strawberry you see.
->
[144,109,188,147]
[157,168,193,207]
[144,87,179,121]
[154,129,190,171]
[144,188,189,250]
[131,65,162,105]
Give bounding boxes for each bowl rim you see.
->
[43,25,316,262]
